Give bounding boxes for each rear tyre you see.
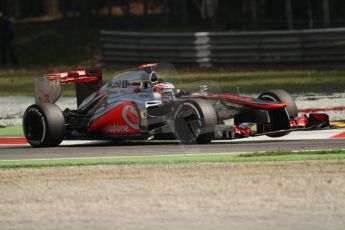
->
[258,89,297,138]
[23,103,65,147]
[173,99,217,144]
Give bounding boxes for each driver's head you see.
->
[153,82,175,98]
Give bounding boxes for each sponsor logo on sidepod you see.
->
[103,103,140,134]
[122,104,140,130]
[104,124,129,133]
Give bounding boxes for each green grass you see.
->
[1,69,345,96]
[1,150,344,169]
[175,69,345,94]
[0,126,23,137]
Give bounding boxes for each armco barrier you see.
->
[100,28,345,67]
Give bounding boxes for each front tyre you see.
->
[23,103,65,147]
[173,99,217,144]
[258,89,297,138]
[258,89,298,118]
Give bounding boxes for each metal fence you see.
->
[100,28,345,67]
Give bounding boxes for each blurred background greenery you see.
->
[0,0,345,95]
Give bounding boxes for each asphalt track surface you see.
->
[1,138,345,160]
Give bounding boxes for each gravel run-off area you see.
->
[1,160,345,230]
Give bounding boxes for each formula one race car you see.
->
[23,63,330,147]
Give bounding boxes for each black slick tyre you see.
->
[23,103,65,147]
[173,99,217,144]
[258,89,298,118]
[258,89,297,138]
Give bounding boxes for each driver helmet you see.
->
[153,82,175,98]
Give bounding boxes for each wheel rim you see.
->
[174,102,202,142]
[23,108,46,145]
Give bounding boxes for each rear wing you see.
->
[45,70,102,85]
[35,69,102,106]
